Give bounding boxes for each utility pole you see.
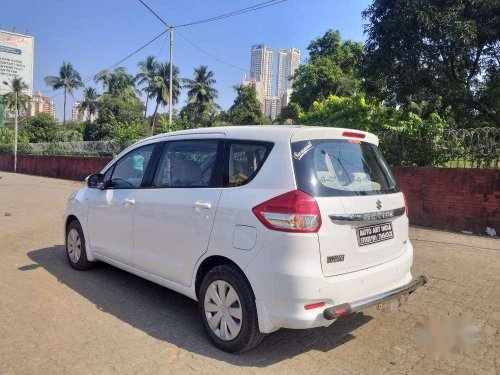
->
[2,80,18,172]
[169,27,174,124]
[13,92,18,172]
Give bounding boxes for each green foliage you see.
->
[290,30,363,110]
[105,116,146,147]
[379,113,448,167]
[182,65,220,127]
[362,0,500,128]
[0,127,14,144]
[94,67,137,97]
[2,77,31,115]
[22,113,59,142]
[96,92,144,126]
[225,85,266,125]
[149,62,182,130]
[155,115,191,134]
[279,102,303,123]
[83,121,107,141]
[44,61,84,125]
[80,87,100,122]
[53,129,83,142]
[299,95,387,132]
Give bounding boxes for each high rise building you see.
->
[242,75,266,113]
[250,44,274,97]
[276,47,301,110]
[28,91,56,119]
[264,96,280,120]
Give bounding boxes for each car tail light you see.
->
[402,192,408,217]
[252,190,322,233]
[342,131,365,139]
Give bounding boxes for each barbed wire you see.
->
[1,127,498,168]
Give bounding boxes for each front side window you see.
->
[292,139,398,196]
[109,144,155,188]
[153,140,220,188]
[225,141,273,187]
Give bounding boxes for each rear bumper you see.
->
[323,275,428,320]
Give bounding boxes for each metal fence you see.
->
[10,140,123,157]
[0,127,498,168]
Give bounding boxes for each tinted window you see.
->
[225,141,273,187]
[110,145,155,188]
[292,139,398,197]
[153,140,220,188]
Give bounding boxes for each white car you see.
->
[64,126,426,352]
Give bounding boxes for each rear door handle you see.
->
[193,200,212,209]
[124,198,136,205]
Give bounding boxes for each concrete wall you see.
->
[0,154,112,181]
[0,154,498,235]
[392,167,499,235]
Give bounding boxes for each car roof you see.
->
[135,125,378,145]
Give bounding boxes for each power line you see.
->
[174,0,287,28]
[137,0,171,28]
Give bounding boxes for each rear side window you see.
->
[224,141,273,187]
[292,139,398,197]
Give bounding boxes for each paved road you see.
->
[0,172,499,374]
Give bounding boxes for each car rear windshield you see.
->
[291,139,398,197]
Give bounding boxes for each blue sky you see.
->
[3,0,371,120]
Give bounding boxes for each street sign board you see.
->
[0,30,34,96]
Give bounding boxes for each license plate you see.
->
[357,222,394,246]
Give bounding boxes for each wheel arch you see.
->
[194,255,253,300]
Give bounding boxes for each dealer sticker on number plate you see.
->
[357,222,394,246]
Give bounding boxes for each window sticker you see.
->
[293,141,314,160]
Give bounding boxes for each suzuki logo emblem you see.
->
[376,199,382,210]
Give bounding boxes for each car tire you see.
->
[199,264,265,353]
[65,220,95,271]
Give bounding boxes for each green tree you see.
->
[96,91,144,126]
[290,30,363,110]
[226,85,266,125]
[182,65,220,127]
[149,62,181,131]
[362,0,500,127]
[94,67,137,97]
[2,77,30,119]
[298,95,387,132]
[44,62,84,125]
[135,56,159,118]
[79,87,100,122]
[22,112,59,142]
[278,102,303,123]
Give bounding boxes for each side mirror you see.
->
[87,173,104,189]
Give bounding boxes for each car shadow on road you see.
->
[26,245,373,367]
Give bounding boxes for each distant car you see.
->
[63,126,426,353]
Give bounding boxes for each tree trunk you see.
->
[63,87,67,126]
[144,96,149,119]
[151,101,160,132]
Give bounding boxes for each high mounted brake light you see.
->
[342,131,366,139]
[252,190,322,233]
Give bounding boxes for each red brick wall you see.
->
[0,154,112,181]
[0,155,498,234]
[392,167,499,235]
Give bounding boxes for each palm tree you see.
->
[2,77,30,116]
[183,66,219,127]
[44,61,83,125]
[135,56,159,118]
[2,77,30,172]
[94,67,137,96]
[79,87,100,122]
[150,62,181,130]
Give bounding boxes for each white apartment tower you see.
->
[277,47,301,97]
[250,44,274,97]
[277,47,301,109]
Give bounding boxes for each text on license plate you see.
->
[357,222,394,246]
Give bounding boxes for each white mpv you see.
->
[64,126,426,352]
